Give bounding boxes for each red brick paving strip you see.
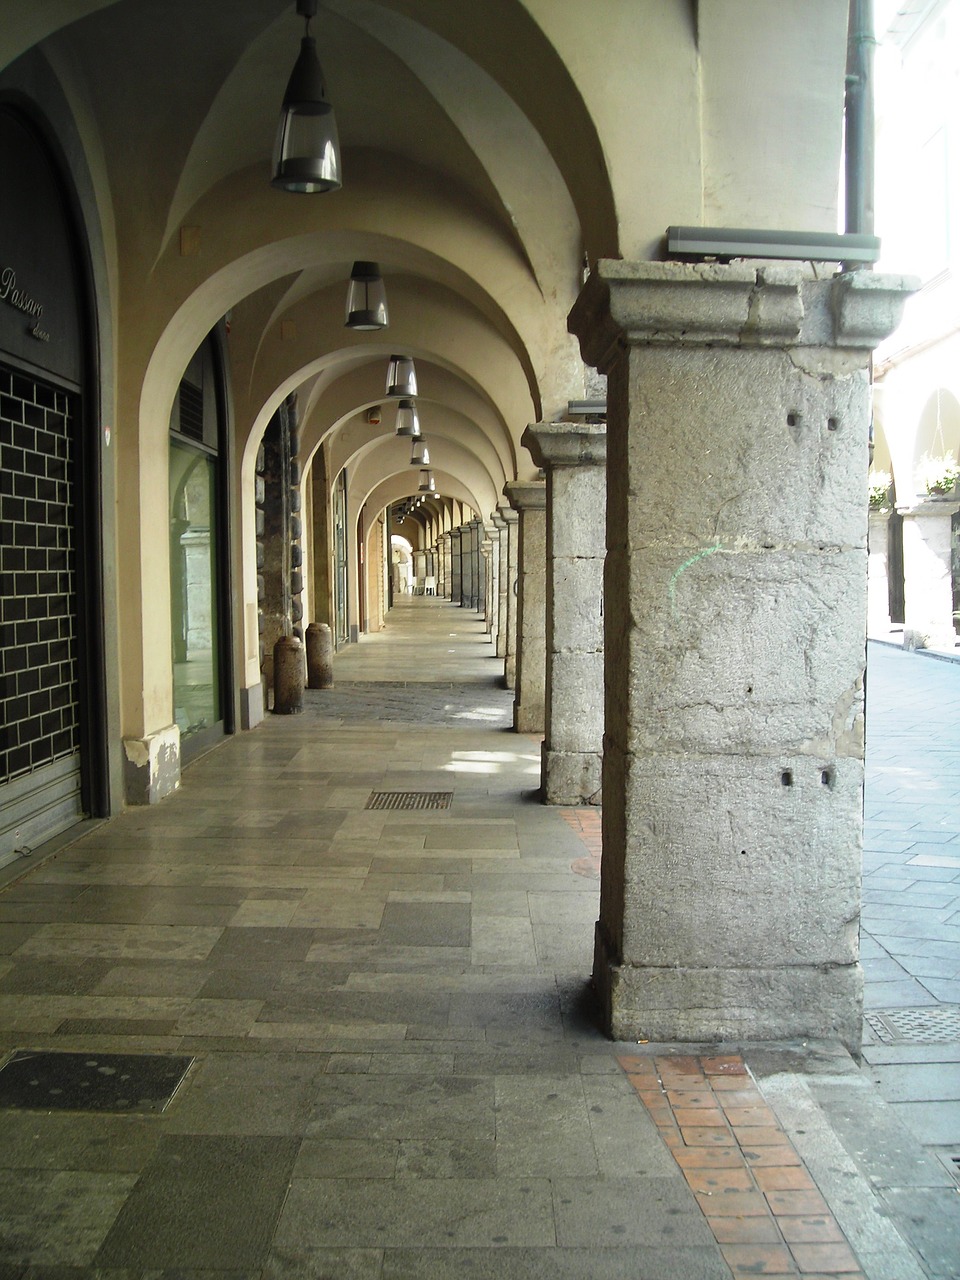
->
[560,808,601,878]
[617,1052,866,1279]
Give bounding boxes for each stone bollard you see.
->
[272,635,304,713]
[305,622,334,689]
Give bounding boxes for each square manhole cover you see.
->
[864,1007,960,1045]
[365,791,453,811]
[0,1050,194,1113]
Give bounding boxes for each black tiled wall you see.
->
[0,364,79,783]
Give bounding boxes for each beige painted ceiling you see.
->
[3,0,626,524]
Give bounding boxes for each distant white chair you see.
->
[424,575,437,595]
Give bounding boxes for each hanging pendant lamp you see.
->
[385,354,417,398]
[395,398,421,438]
[417,468,436,493]
[410,437,430,466]
[272,0,341,194]
[345,261,388,330]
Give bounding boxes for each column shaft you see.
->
[522,425,605,803]
[569,260,916,1048]
[497,507,519,689]
[504,481,547,734]
[493,514,509,659]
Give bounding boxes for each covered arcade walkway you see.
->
[0,599,955,1278]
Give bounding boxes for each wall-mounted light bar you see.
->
[666,226,880,264]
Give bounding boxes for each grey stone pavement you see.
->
[861,643,960,1158]
[0,601,958,1279]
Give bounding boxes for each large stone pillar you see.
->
[483,521,500,649]
[440,532,452,600]
[867,510,891,636]
[460,522,476,608]
[901,497,959,648]
[497,505,520,689]
[522,425,605,803]
[492,512,509,660]
[569,261,915,1048]
[504,480,547,734]
[449,527,463,604]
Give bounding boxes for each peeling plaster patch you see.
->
[799,682,864,758]
[123,738,150,769]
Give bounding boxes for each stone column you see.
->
[497,505,520,689]
[493,513,509,658]
[504,480,547,734]
[522,426,605,803]
[449,527,463,604]
[483,522,500,648]
[867,509,891,636]
[460,522,476,608]
[901,497,960,648]
[440,532,452,599]
[481,533,494,633]
[473,519,486,613]
[569,260,915,1048]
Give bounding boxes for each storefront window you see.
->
[169,438,220,745]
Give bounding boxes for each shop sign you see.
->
[0,266,50,343]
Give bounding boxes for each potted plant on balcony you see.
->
[917,453,960,497]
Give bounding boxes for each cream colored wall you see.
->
[697,0,846,232]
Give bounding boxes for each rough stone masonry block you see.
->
[615,753,862,972]
[542,747,601,806]
[547,648,604,751]
[622,345,871,551]
[598,948,863,1048]
[549,557,604,654]
[551,464,607,559]
[622,547,866,757]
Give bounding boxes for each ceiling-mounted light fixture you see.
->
[345,261,388,330]
[410,437,430,466]
[271,0,341,194]
[385,354,417,398]
[417,468,436,494]
[395,398,421,438]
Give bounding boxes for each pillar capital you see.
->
[496,503,519,525]
[522,422,606,471]
[503,479,546,512]
[568,259,918,374]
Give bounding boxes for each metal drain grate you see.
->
[0,1050,194,1113]
[937,1151,960,1183]
[865,1006,960,1045]
[366,791,453,811]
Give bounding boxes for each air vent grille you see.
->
[365,791,453,811]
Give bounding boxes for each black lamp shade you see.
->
[346,261,388,330]
[272,36,341,193]
[395,398,421,438]
[385,354,417,398]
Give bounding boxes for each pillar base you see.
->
[123,725,180,805]
[240,682,264,730]
[594,924,863,1051]
[514,701,544,735]
[542,747,601,805]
